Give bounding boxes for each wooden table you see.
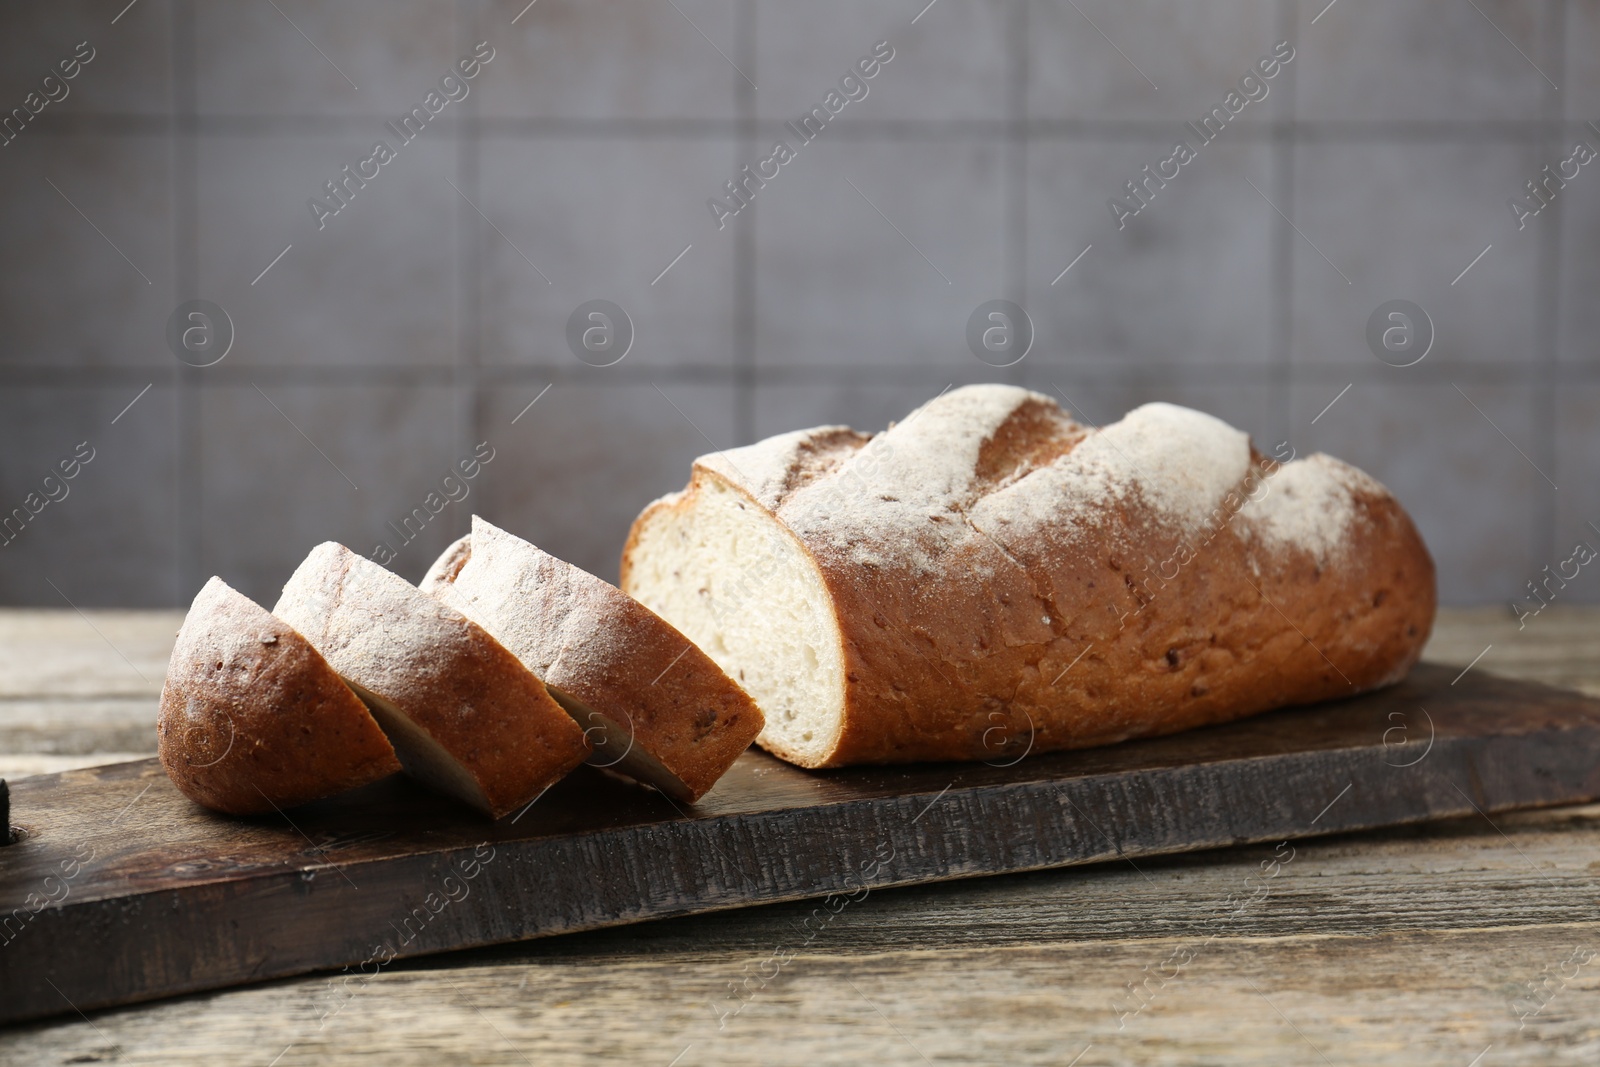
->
[2,607,1597,1065]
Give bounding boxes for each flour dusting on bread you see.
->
[1245,453,1383,561]
[624,383,1437,769]
[778,385,1055,573]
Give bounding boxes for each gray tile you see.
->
[1294,0,1552,121]
[195,0,458,117]
[1557,130,1600,365]
[472,0,740,120]
[0,135,173,367]
[1555,384,1600,604]
[756,379,1279,450]
[1566,0,1600,120]
[0,384,179,607]
[755,0,1009,123]
[1024,135,1276,369]
[0,0,173,119]
[476,381,737,585]
[753,136,1007,370]
[478,137,739,369]
[1028,0,1285,124]
[1289,380,1544,605]
[1289,140,1543,372]
[195,133,458,367]
[752,379,977,442]
[1026,379,1282,450]
[198,383,468,606]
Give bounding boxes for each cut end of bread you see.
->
[624,475,845,768]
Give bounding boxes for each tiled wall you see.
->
[0,0,1592,609]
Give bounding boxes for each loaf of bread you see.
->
[158,577,401,815]
[621,384,1436,768]
[275,542,590,818]
[422,516,763,802]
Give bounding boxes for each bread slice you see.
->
[423,517,764,802]
[274,542,589,818]
[158,577,401,815]
[621,384,1437,768]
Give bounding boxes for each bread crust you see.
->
[429,518,764,802]
[274,542,589,818]
[622,387,1436,769]
[157,577,400,815]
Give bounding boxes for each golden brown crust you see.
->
[433,518,764,802]
[157,577,400,815]
[624,390,1437,769]
[813,455,1434,767]
[274,543,590,818]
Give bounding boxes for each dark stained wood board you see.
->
[3,662,1600,1026]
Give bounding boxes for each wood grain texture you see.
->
[3,804,1599,1065]
[1,608,1598,1065]
[4,662,1600,1030]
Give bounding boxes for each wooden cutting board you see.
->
[3,662,1599,1026]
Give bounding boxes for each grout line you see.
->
[459,0,485,529]
[1244,174,1350,285]
[666,0,756,91]
[19,362,1600,390]
[843,176,952,284]
[27,115,1600,140]
[266,0,358,91]
[174,0,202,607]
[445,175,551,283]
[1005,0,1029,389]
[252,384,361,491]
[1274,0,1297,451]
[1533,0,1566,594]
[733,0,756,446]
[1065,0,1156,91]
[1464,0,1559,91]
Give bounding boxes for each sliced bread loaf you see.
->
[621,384,1436,768]
[423,516,764,802]
[275,542,589,818]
